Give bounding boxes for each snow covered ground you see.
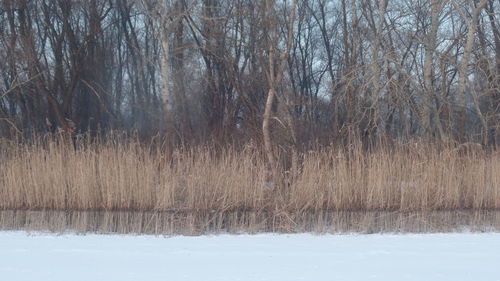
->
[1,232,499,281]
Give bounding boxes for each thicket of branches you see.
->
[1,0,499,148]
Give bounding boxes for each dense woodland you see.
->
[0,0,499,148]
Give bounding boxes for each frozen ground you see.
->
[0,232,499,281]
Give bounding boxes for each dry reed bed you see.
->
[0,138,499,213]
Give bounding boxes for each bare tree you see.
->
[262,0,296,180]
[141,0,185,133]
[455,0,488,140]
[0,0,497,146]
[421,0,445,139]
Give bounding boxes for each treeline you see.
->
[0,0,499,147]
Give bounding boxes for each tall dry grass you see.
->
[0,135,499,213]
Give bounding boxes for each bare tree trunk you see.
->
[160,25,171,129]
[262,0,296,182]
[367,0,387,137]
[471,86,489,145]
[487,0,500,76]
[456,0,487,140]
[263,0,278,180]
[142,0,179,133]
[173,0,192,138]
[422,0,444,139]
[486,0,500,145]
[347,0,359,127]
[263,86,276,175]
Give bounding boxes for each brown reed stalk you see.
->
[0,135,499,213]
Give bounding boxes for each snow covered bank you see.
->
[1,232,499,281]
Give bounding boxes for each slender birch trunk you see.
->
[369,0,386,135]
[160,26,170,124]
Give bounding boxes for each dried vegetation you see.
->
[1,135,498,214]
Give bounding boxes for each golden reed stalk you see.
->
[1,135,498,213]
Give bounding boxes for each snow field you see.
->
[0,232,499,281]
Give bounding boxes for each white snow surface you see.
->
[1,232,499,281]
